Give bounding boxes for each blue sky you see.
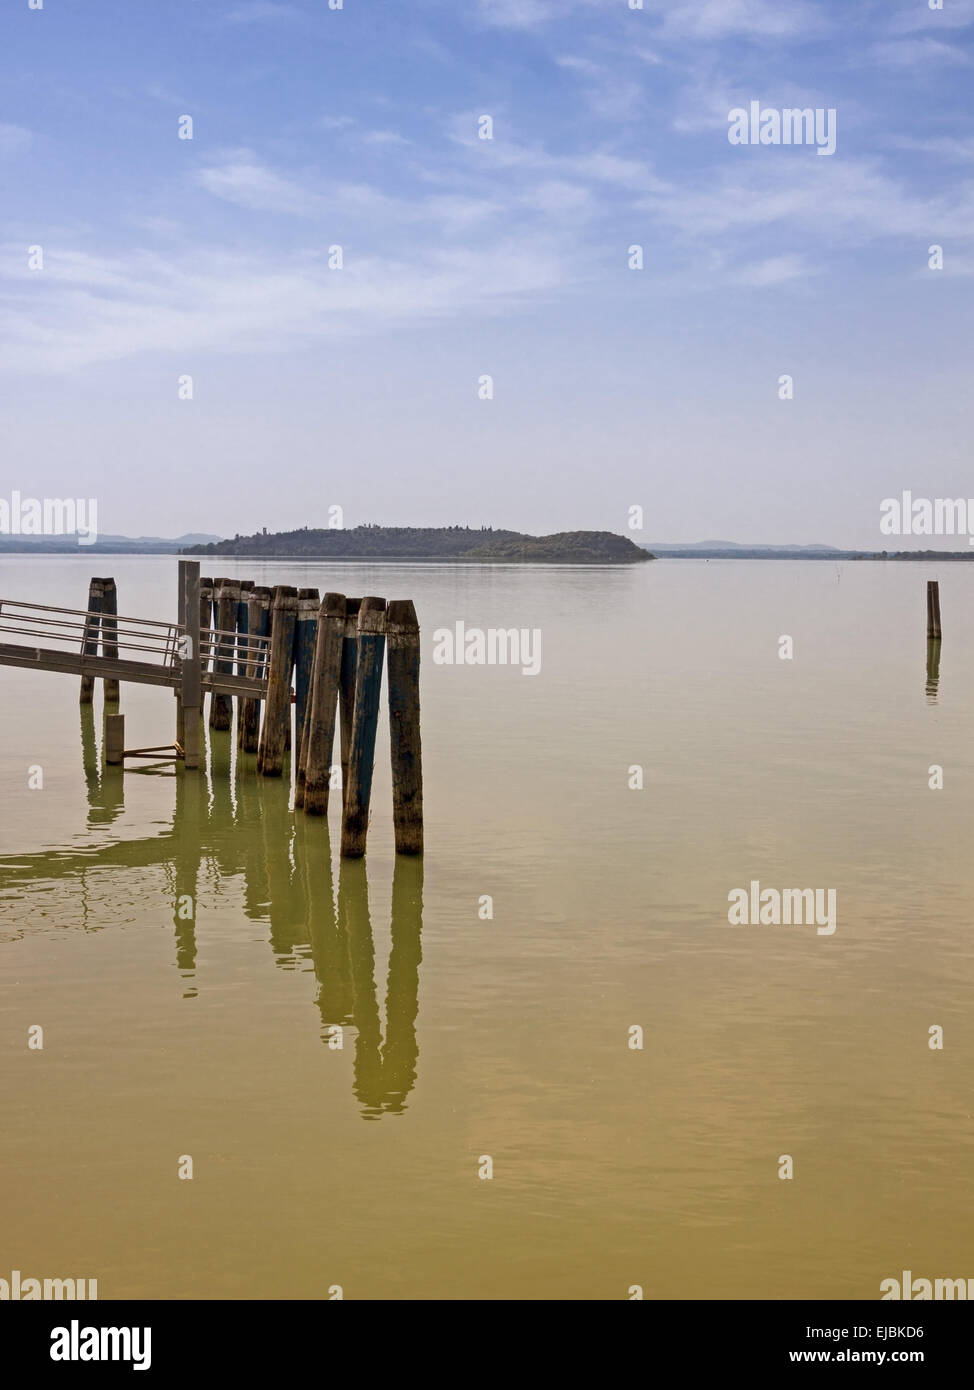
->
[1,0,972,545]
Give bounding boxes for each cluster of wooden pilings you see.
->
[79,567,422,860]
[203,577,422,859]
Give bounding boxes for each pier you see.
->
[0,559,423,858]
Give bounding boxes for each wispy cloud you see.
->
[195,150,325,215]
[0,238,578,373]
[871,37,970,69]
[657,0,827,40]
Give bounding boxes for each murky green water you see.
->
[1,555,973,1299]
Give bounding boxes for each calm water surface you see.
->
[1,556,972,1299]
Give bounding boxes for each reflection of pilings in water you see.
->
[173,769,202,984]
[259,776,305,958]
[926,637,942,702]
[337,856,423,1117]
[381,856,423,1115]
[236,768,270,922]
[80,703,100,807]
[294,817,353,1031]
[338,858,383,1116]
[78,706,125,826]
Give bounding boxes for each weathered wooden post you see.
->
[926,580,942,640]
[386,599,423,855]
[257,586,298,777]
[294,588,320,762]
[198,577,213,727]
[101,577,120,701]
[179,559,201,770]
[340,597,386,858]
[339,597,361,804]
[240,586,270,755]
[80,577,104,704]
[105,712,125,765]
[298,592,345,814]
[235,581,253,748]
[210,579,240,731]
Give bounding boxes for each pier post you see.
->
[80,577,104,704]
[926,580,942,640]
[241,586,270,755]
[210,579,240,732]
[299,593,346,815]
[257,586,298,777]
[340,597,386,859]
[386,599,423,855]
[235,581,254,748]
[101,577,120,701]
[339,597,361,805]
[179,560,201,770]
[294,588,320,766]
[105,712,125,766]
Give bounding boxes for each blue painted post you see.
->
[386,599,423,855]
[340,597,386,858]
[298,592,346,814]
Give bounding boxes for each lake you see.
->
[1,554,972,1299]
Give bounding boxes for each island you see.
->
[182,526,655,564]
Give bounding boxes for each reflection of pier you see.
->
[0,765,423,1118]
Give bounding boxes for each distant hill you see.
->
[0,532,221,553]
[183,526,654,564]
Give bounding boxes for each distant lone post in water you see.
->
[79,577,104,704]
[339,597,361,805]
[926,580,942,640]
[341,597,386,858]
[299,592,346,815]
[257,586,298,777]
[101,577,119,701]
[386,599,423,855]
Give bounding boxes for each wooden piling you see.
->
[179,560,201,770]
[926,580,942,640]
[240,586,270,755]
[386,599,423,855]
[198,577,213,726]
[80,577,104,704]
[209,579,240,731]
[298,593,346,815]
[294,588,320,763]
[339,597,361,804]
[257,586,298,777]
[101,577,120,701]
[340,597,387,858]
[105,712,125,765]
[235,581,254,748]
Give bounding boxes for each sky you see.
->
[1,0,972,546]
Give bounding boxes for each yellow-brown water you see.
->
[1,556,972,1299]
